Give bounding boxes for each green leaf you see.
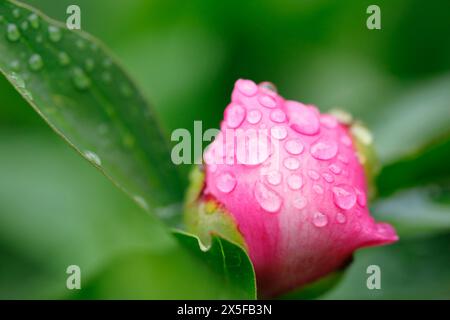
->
[372,182,450,238]
[0,0,183,223]
[372,74,450,164]
[322,233,450,299]
[173,230,257,300]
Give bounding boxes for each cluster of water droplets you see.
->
[210,80,368,228]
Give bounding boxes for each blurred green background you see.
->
[1,0,449,299]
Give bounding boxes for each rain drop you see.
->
[28,13,39,29]
[310,139,338,160]
[284,139,304,155]
[58,52,70,66]
[258,94,277,108]
[336,212,346,224]
[283,157,300,170]
[286,101,320,135]
[84,150,101,166]
[12,9,21,18]
[20,21,28,31]
[6,24,20,42]
[254,182,282,213]
[28,54,43,71]
[72,67,91,90]
[47,25,62,42]
[236,79,258,96]
[270,126,287,140]
[312,211,328,227]
[287,174,303,190]
[332,184,357,210]
[225,103,246,128]
[320,114,338,129]
[293,195,307,210]
[266,170,282,186]
[356,188,367,207]
[216,172,237,193]
[247,109,262,124]
[270,109,286,123]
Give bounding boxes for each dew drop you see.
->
[266,170,282,186]
[236,79,258,96]
[58,51,70,66]
[332,184,357,210]
[260,81,277,93]
[284,139,304,155]
[225,103,246,128]
[12,9,21,18]
[312,211,328,227]
[84,58,95,72]
[270,126,287,140]
[310,139,338,160]
[293,195,307,210]
[270,109,286,123]
[313,184,324,194]
[286,101,320,135]
[307,170,320,181]
[84,150,101,166]
[329,164,342,174]
[28,13,39,29]
[48,25,62,42]
[28,54,43,71]
[6,24,20,42]
[283,157,300,170]
[216,172,237,193]
[247,109,262,124]
[254,182,282,213]
[72,67,91,90]
[258,94,277,108]
[20,21,28,31]
[336,212,346,224]
[320,114,338,128]
[356,188,367,207]
[287,174,303,190]
[322,172,334,183]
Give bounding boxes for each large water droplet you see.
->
[270,109,286,123]
[332,184,357,210]
[266,170,282,186]
[84,150,101,166]
[28,13,39,29]
[270,126,287,140]
[254,182,282,213]
[247,109,262,124]
[258,94,277,108]
[216,172,237,193]
[225,103,246,128]
[284,139,304,155]
[58,51,70,66]
[310,139,338,160]
[72,67,91,90]
[286,101,320,135]
[48,26,62,42]
[336,212,346,224]
[236,79,258,96]
[312,211,328,227]
[283,157,300,170]
[287,174,303,190]
[28,54,43,71]
[293,195,307,209]
[6,24,20,42]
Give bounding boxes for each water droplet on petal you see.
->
[283,157,300,170]
[332,184,357,210]
[287,101,320,135]
[28,13,40,29]
[356,188,367,207]
[254,182,282,213]
[287,174,303,190]
[313,211,328,227]
[48,26,62,42]
[225,103,246,128]
[310,139,338,160]
[266,170,282,186]
[336,212,346,224]
[247,109,262,124]
[258,94,277,108]
[284,139,304,155]
[236,79,258,96]
[293,195,307,209]
[84,150,101,166]
[72,67,91,90]
[260,81,277,93]
[58,51,70,66]
[329,164,342,174]
[270,109,286,123]
[28,54,43,71]
[313,184,324,194]
[6,24,20,42]
[308,170,320,181]
[271,126,287,140]
[322,172,334,183]
[216,172,237,193]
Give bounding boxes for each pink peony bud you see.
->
[185,79,398,298]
